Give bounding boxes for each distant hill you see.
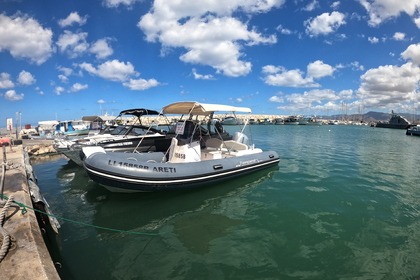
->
[364,111,391,121]
[328,111,419,123]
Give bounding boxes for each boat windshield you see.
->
[110,125,130,135]
[127,126,154,136]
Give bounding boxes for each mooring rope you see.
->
[0,194,14,262]
[0,162,6,198]
[0,193,158,237]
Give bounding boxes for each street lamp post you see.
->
[15,112,18,139]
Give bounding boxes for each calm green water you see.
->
[32,125,420,280]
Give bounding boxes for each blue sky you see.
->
[1,0,420,125]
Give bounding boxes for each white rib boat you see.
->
[82,101,280,192]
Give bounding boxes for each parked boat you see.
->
[406,125,420,136]
[375,111,412,129]
[80,115,116,135]
[82,101,280,192]
[28,120,59,139]
[249,118,258,125]
[221,116,242,125]
[297,117,308,125]
[54,108,170,166]
[273,118,284,125]
[300,116,322,126]
[283,116,300,125]
[55,120,91,137]
[258,118,271,125]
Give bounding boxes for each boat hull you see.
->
[376,123,411,129]
[83,151,279,192]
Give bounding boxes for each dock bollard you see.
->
[0,138,12,152]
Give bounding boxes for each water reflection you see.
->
[87,167,278,233]
[104,168,278,279]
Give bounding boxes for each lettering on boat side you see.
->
[106,142,134,147]
[237,159,260,167]
[174,152,186,160]
[107,160,177,173]
[152,166,177,173]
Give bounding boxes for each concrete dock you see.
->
[0,142,60,279]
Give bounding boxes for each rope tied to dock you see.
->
[0,194,14,262]
[0,193,158,237]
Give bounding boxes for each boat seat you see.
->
[168,138,201,163]
[205,138,223,150]
[223,140,248,151]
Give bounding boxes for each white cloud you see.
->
[415,17,420,28]
[18,70,36,85]
[305,11,346,36]
[57,66,73,76]
[269,95,284,103]
[55,86,65,95]
[331,1,340,9]
[57,31,89,58]
[57,66,73,83]
[350,61,365,71]
[269,89,343,111]
[0,72,15,89]
[0,14,53,64]
[80,59,136,82]
[359,0,420,26]
[262,66,319,88]
[4,89,24,101]
[35,86,44,95]
[58,74,69,83]
[79,59,160,90]
[276,24,293,35]
[393,32,405,41]
[90,38,113,59]
[401,43,420,65]
[103,0,140,8]
[357,62,420,109]
[192,68,214,80]
[70,83,88,92]
[138,0,283,77]
[262,65,282,74]
[97,99,106,104]
[307,60,335,79]
[123,78,160,90]
[58,12,88,28]
[262,60,335,88]
[368,36,379,43]
[302,0,319,12]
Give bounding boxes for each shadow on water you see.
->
[83,165,279,234]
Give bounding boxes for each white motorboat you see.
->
[82,101,280,192]
[406,125,420,136]
[54,108,170,165]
